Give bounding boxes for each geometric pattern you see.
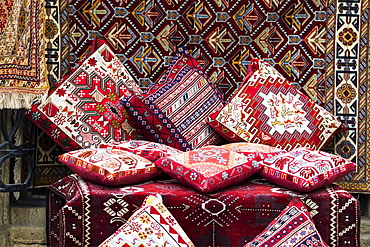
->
[244,197,328,247]
[29,43,143,151]
[99,194,194,247]
[41,0,370,192]
[47,175,360,247]
[0,0,48,109]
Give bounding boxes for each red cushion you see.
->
[155,145,262,193]
[122,48,225,151]
[27,43,143,151]
[59,148,161,186]
[259,147,357,192]
[209,59,344,151]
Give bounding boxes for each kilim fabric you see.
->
[58,148,161,186]
[47,174,360,247]
[155,145,262,193]
[0,0,48,109]
[99,194,194,247]
[122,48,225,151]
[27,43,143,151]
[259,147,357,192]
[209,59,344,151]
[42,0,369,191]
[244,197,329,247]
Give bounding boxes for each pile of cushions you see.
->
[29,42,356,246]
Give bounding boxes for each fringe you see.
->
[0,92,47,110]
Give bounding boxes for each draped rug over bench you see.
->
[47,174,360,247]
[40,0,370,192]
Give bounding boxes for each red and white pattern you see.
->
[100,194,194,247]
[259,147,357,192]
[28,44,143,151]
[209,59,343,151]
[58,148,161,186]
[47,175,360,247]
[155,146,262,193]
[244,197,329,247]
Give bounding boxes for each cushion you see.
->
[154,146,262,193]
[58,148,161,186]
[100,140,183,162]
[259,147,357,192]
[243,197,329,247]
[99,194,194,247]
[209,59,344,151]
[121,47,225,152]
[27,43,143,151]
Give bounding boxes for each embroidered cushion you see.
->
[243,197,329,247]
[209,59,344,151]
[100,140,183,162]
[99,194,194,247]
[154,146,262,193]
[121,47,225,152]
[27,43,143,151]
[58,148,161,186]
[259,147,357,192]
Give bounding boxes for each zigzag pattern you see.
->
[41,0,370,191]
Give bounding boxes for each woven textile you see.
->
[58,148,160,186]
[209,59,344,151]
[259,147,357,192]
[28,43,143,151]
[155,146,262,193]
[42,0,370,191]
[100,194,194,247]
[122,48,225,151]
[244,197,328,247]
[0,0,48,109]
[47,174,360,247]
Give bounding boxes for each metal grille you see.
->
[0,109,36,192]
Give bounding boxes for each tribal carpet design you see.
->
[47,175,360,247]
[0,0,48,109]
[40,0,370,192]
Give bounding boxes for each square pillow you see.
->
[259,147,357,192]
[121,47,225,152]
[58,148,161,186]
[154,146,262,193]
[99,194,194,247]
[209,59,344,151]
[100,140,183,162]
[243,197,329,247]
[27,43,143,151]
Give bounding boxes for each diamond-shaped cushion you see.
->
[121,47,225,151]
[209,59,344,151]
[27,43,143,151]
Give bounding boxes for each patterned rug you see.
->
[0,0,49,109]
[40,0,369,192]
[47,175,360,247]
